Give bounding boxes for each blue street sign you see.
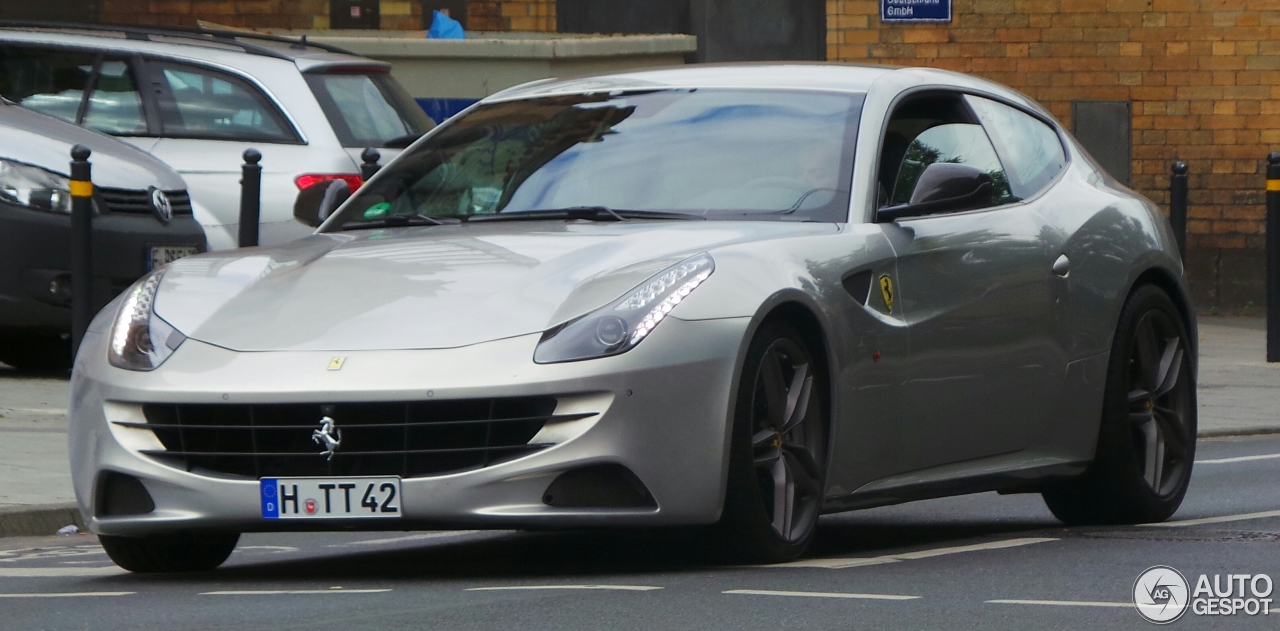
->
[881,0,952,23]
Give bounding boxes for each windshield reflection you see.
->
[332,88,864,228]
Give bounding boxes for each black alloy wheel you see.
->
[1043,285,1196,525]
[1126,307,1194,497]
[716,321,828,562]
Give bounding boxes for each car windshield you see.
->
[304,70,436,148]
[330,88,863,228]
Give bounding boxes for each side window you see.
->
[967,96,1066,200]
[892,123,1013,207]
[83,60,146,135]
[150,62,297,142]
[0,47,97,124]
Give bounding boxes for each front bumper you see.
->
[70,316,749,536]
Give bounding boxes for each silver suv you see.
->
[0,23,435,250]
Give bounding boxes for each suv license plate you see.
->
[261,477,401,520]
[149,245,198,270]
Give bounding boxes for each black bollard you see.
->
[1170,161,1188,262]
[69,145,93,358]
[1268,152,1280,362]
[238,149,262,248]
[360,148,381,182]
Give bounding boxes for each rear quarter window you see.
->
[305,71,434,148]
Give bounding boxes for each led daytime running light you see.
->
[111,272,162,359]
[629,269,712,345]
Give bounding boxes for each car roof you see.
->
[487,62,1051,120]
[0,22,387,73]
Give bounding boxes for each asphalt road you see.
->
[0,436,1277,630]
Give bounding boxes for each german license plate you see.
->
[149,245,198,270]
[260,477,401,520]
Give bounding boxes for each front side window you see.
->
[966,96,1066,200]
[83,60,146,135]
[0,46,97,124]
[150,62,296,142]
[332,88,863,227]
[305,71,435,148]
[891,123,1015,208]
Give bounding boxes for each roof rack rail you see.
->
[0,21,358,59]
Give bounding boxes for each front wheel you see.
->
[100,531,240,573]
[714,321,828,563]
[1042,285,1196,525]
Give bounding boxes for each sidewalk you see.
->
[0,317,1277,530]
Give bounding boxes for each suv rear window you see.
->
[304,70,434,148]
[150,61,299,143]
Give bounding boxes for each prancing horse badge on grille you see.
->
[312,416,342,460]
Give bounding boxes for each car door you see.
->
[138,59,333,248]
[876,91,1069,474]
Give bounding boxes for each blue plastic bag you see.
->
[428,10,465,39]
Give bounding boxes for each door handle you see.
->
[1052,254,1070,277]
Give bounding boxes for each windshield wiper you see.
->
[341,213,454,230]
[469,207,705,223]
[381,132,425,149]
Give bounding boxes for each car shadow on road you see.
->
[100,517,1063,584]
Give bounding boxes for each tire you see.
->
[1042,284,1196,525]
[714,321,829,563]
[99,531,240,573]
[0,335,71,373]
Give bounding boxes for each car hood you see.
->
[153,220,833,352]
[0,103,186,190]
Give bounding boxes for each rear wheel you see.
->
[714,321,828,563]
[99,531,239,573]
[1042,285,1196,525]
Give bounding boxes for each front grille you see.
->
[121,397,577,479]
[97,187,193,216]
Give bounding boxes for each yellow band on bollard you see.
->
[1268,180,1280,192]
[69,179,93,197]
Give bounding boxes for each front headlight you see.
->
[0,158,72,214]
[534,254,714,364]
[107,268,186,371]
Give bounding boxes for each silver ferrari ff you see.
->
[70,64,1197,572]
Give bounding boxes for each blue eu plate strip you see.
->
[260,478,279,519]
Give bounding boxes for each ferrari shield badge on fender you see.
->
[328,357,346,371]
[879,275,894,312]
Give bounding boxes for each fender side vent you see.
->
[543,464,657,509]
[842,270,873,305]
[95,472,155,517]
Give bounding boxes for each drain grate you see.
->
[1071,529,1280,543]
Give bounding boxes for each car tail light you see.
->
[295,174,362,191]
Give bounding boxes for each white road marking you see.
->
[467,585,663,592]
[1198,452,1280,464]
[766,537,1059,569]
[725,589,918,601]
[202,589,391,595]
[3,408,67,415]
[331,531,482,547]
[987,599,1131,608]
[0,567,124,577]
[0,592,133,598]
[1142,509,1280,528]
[237,546,298,553]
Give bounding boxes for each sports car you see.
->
[69,64,1197,572]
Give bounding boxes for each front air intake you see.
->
[543,464,657,509]
[95,472,155,517]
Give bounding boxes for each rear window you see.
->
[305,71,435,149]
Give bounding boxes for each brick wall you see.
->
[101,1,329,29]
[469,0,554,31]
[100,1,552,31]
[828,0,1279,310]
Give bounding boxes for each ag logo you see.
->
[878,275,894,312]
[1134,566,1190,624]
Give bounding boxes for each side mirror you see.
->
[293,180,351,228]
[877,163,993,222]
